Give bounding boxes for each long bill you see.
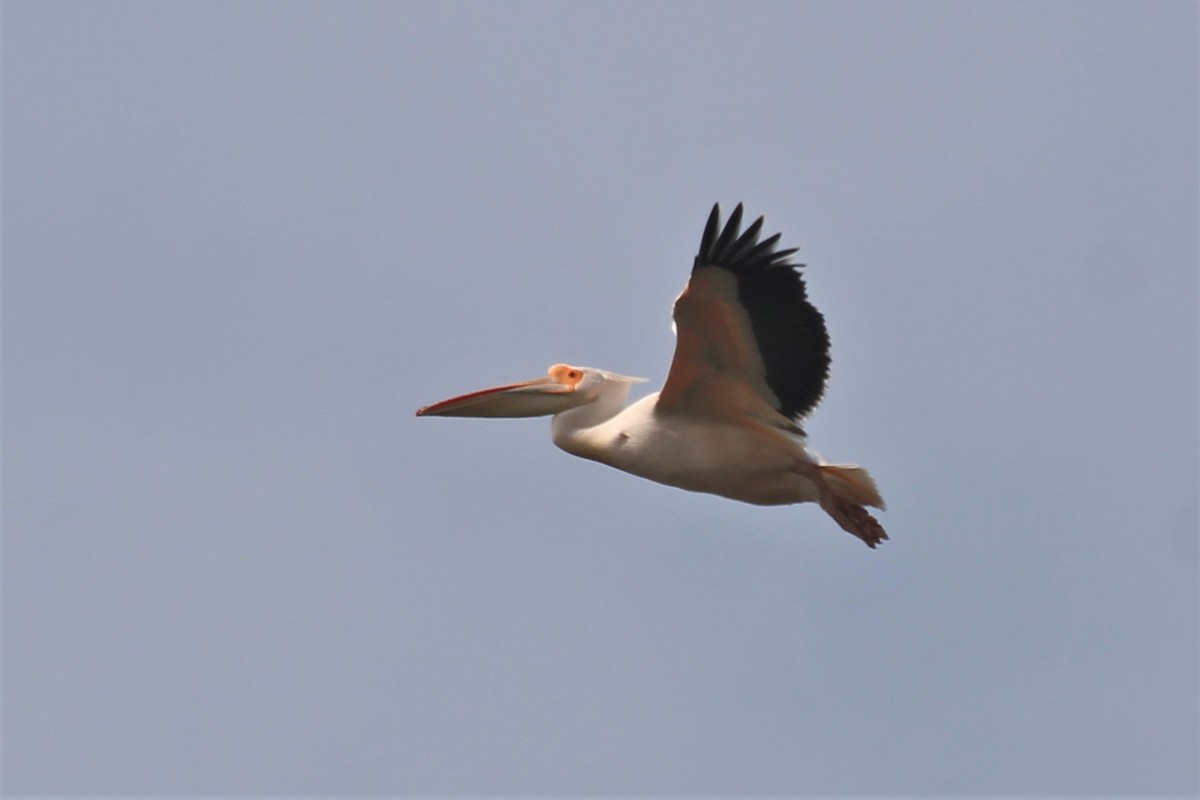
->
[416,375,588,418]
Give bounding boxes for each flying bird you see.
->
[417,204,888,547]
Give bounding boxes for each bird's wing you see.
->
[657,203,831,424]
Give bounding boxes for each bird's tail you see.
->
[819,464,886,511]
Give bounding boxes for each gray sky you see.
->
[3,1,1197,796]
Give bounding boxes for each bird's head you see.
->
[416,364,645,419]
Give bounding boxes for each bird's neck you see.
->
[550,386,632,460]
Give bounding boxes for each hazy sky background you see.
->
[4,1,1197,796]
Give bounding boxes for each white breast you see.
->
[559,393,822,506]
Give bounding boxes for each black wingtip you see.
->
[694,202,800,274]
[712,203,744,257]
[697,203,722,266]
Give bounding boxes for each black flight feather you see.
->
[692,203,831,420]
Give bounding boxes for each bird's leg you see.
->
[823,502,888,549]
[801,463,888,549]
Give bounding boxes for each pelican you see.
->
[417,204,888,547]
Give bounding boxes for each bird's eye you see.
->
[549,364,585,386]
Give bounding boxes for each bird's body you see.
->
[417,204,888,547]
[554,391,822,507]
